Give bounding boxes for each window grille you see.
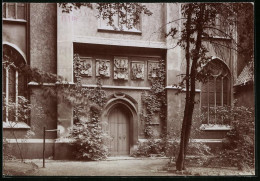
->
[200,59,231,125]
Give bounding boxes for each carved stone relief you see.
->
[114,57,128,80]
[96,59,110,77]
[80,57,92,77]
[148,61,160,79]
[131,61,144,80]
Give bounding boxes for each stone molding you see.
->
[73,36,167,49]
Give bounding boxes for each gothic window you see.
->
[98,3,141,32]
[3,45,27,125]
[3,3,27,21]
[200,59,231,125]
[214,13,233,36]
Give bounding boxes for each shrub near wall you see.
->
[132,108,215,171]
[70,107,108,161]
[217,105,255,170]
[68,54,109,161]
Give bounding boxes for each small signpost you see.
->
[43,127,60,168]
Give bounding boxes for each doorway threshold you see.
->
[106,156,135,161]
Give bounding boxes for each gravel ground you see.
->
[3,157,255,176]
[28,157,171,176]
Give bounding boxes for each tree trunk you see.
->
[176,3,192,171]
[176,3,205,171]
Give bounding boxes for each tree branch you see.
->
[203,26,238,45]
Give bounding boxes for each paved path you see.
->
[5,157,254,176]
[28,157,172,176]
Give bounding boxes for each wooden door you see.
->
[108,107,130,156]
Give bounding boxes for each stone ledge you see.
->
[138,138,223,143]
[165,86,201,92]
[73,36,167,49]
[3,121,30,129]
[200,124,232,131]
[4,139,55,143]
[98,28,142,35]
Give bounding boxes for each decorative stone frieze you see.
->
[96,59,110,77]
[114,57,128,80]
[148,61,160,79]
[80,57,92,76]
[131,61,144,80]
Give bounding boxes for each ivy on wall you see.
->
[141,60,167,138]
[69,54,108,160]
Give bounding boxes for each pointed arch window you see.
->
[200,59,231,126]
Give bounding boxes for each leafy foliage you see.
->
[141,60,166,138]
[167,3,254,170]
[217,105,254,170]
[59,3,93,13]
[2,51,44,162]
[3,48,108,161]
[59,3,152,31]
[70,108,108,160]
[2,94,44,162]
[3,95,44,124]
[132,133,212,165]
[131,133,176,158]
[131,139,166,157]
[68,54,108,161]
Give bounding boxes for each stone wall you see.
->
[30,3,57,73]
[29,3,58,139]
[234,84,254,108]
[3,23,27,57]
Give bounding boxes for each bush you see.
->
[131,132,173,157]
[131,138,171,157]
[69,109,108,161]
[131,132,212,163]
[217,106,254,170]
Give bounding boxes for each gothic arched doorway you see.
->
[108,105,131,156]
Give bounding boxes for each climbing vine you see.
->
[69,54,108,160]
[141,60,167,138]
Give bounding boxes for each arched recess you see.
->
[3,42,27,65]
[101,93,138,155]
[3,42,28,124]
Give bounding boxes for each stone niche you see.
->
[131,61,145,80]
[80,57,92,77]
[148,61,160,79]
[114,57,129,80]
[96,59,110,77]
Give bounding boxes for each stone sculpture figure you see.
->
[80,58,92,76]
[148,62,159,79]
[114,57,128,80]
[131,62,144,79]
[96,59,110,77]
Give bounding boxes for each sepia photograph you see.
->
[2,1,255,177]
